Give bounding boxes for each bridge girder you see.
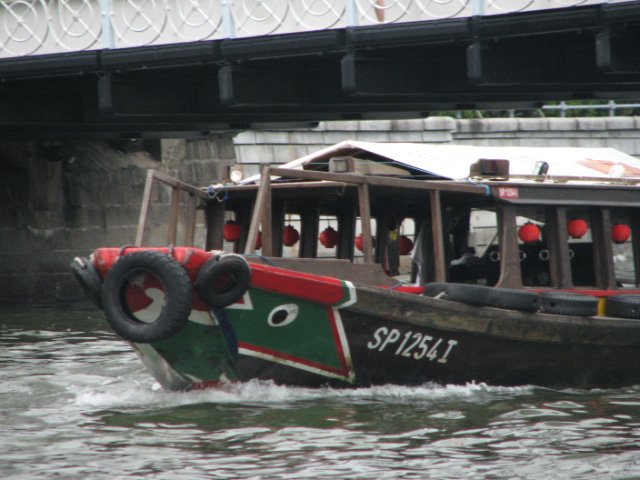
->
[0,1,639,138]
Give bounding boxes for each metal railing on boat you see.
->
[135,170,207,247]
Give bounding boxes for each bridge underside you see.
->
[2,2,640,139]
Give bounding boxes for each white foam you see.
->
[73,379,533,411]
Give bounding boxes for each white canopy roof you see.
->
[242,141,640,183]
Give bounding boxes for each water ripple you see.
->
[2,306,640,479]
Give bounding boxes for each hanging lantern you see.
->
[518,223,540,243]
[567,218,588,239]
[255,231,262,250]
[223,220,241,242]
[283,225,300,246]
[611,223,631,244]
[319,226,339,248]
[398,235,414,255]
[355,234,376,252]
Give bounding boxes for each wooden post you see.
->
[300,206,319,258]
[546,207,573,289]
[205,199,225,250]
[591,207,616,289]
[167,186,180,245]
[135,169,155,246]
[245,164,272,255]
[631,208,640,287]
[430,190,447,282]
[495,205,523,288]
[337,205,356,260]
[358,183,373,263]
[184,192,198,246]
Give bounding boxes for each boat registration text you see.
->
[367,327,458,364]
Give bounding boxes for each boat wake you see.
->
[73,377,534,411]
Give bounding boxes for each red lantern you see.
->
[355,234,376,252]
[518,223,540,243]
[399,235,414,255]
[223,220,241,242]
[567,218,588,239]
[611,223,631,244]
[355,234,364,252]
[319,226,339,248]
[283,225,300,246]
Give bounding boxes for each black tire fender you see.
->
[424,282,492,306]
[605,294,640,319]
[195,254,251,308]
[539,291,598,317]
[486,288,540,313]
[101,250,192,343]
[425,282,540,313]
[70,256,103,308]
[423,282,450,298]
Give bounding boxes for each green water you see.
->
[2,305,640,479]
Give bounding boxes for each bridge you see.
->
[1,0,640,139]
[0,0,640,139]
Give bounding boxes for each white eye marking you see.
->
[267,304,299,327]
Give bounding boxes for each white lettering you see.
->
[379,328,401,351]
[402,333,423,358]
[367,328,458,363]
[367,327,387,350]
[438,339,459,364]
[395,331,413,355]
[413,335,433,360]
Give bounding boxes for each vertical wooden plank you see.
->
[430,190,447,282]
[205,198,225,250]
[272,203,285,257]
[300,206,319,258]
[495,205,523,288]
[358,183,373,263]
[135,169,155,246]
[631,208,640,287]
[184,192,198,246]
[245,164,272,255]
[235,205,252,254]
[167,186,180,245]
[337,204,356,260]
[546,207,573,289]
[591,207,616,289]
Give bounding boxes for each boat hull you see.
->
[227,284,640,389]
[79,247,640,390]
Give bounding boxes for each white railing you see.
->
[0,0,632,58]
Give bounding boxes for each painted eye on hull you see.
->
[267,304,299,327]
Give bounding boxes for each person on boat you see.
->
[451,247,481,267]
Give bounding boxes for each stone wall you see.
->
[234,117,640,174]
[0,136,236,305]
[2,116,640,304]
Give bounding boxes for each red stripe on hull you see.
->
[248,262,346,305]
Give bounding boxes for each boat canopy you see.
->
[242,141,640,183]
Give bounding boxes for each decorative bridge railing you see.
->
[0,0,634,58]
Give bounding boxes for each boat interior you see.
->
[136,152,640,294]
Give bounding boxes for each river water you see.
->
[2,304,640,479]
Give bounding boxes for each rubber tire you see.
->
[101,250,192,343]
[486,288,540,313]
[425,282,540,312]
[424,282,492,306]
[423,282,450,298]
[70,256,103,308]
[195,255,251,308]
[539,291,598,317]
[605,294,640,319]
